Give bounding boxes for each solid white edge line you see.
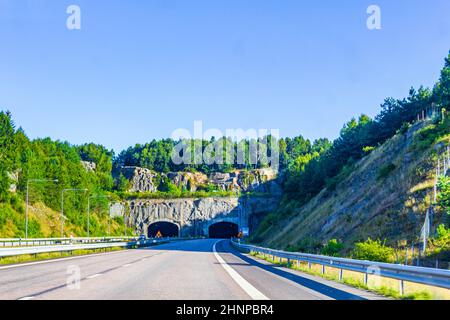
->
[213,241,269,301]
[18,296,35,301]
[86,273,102,279]
[0,249,127,270]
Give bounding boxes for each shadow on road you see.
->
[142,239,367,300]
[218,240,367,300]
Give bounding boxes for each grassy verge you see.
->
[249,252,448,300]
[0,246,124,266]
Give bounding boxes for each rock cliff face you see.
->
[166,172,209,192]
[81,161,96,172]
[113,196,280,237]
[120,167,159,193]
[117,166,282,194]
[7,170,19,193]
[112,166,282,237]
[208,168,280,193]
[254,122,450,249]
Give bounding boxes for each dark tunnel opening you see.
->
[148,221,179,238]
[208,222,239,239]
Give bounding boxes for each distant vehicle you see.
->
[138,234,147,241]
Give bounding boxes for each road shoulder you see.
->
[219,240,388,300]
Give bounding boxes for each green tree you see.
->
[351,238,394,263]
[321,239,344,257]
[438,176,450,215]
[0,111,16,200]
[434,51,450,108]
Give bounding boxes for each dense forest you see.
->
[283,52,450,206]
[0,51,449,238]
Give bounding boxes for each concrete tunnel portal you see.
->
[148,221,180,238]
[208,222,239,239]
[147,220,240,239]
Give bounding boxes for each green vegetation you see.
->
[283,52,450,206]
[351,238,395,263]
[321,239,344,257]
[115,136,286,174]
[250,251,435,300]
[411,116,450,152]
[438,177,450,214]
[431,224,450,253]
[0,111,123,237]
[251,51,450,262]
[2,51,450,249]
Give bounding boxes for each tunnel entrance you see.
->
[148,221,179,238]
[208,222,239,239]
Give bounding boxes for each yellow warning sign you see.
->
[155,231,163,238]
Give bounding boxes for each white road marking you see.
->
[18,296,35,301]
[122,264,132,268]
[213,241,269,301]
[0,250,127,270]
[86,273,102,279]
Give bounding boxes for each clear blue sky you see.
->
[1,0,450,153]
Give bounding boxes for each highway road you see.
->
[0,239,385,300]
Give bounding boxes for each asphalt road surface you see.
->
[0,239,385,300]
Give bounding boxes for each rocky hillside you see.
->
[116,167,282,194]
[253,120,450,250]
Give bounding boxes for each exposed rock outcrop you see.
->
[116,166,282,194]
[81,161,96,172]
[120,167,158,193]
[123,196,280,237]
[255,121,450,249]
[166,172,208,192]
[7,170,19,193]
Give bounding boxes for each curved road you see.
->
[0,239,384,300]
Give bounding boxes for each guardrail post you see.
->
[297,260,300,269]
[339,269,343,282]
[287,258,291,267]
[308,262,311,270]
[399,280,404,296]
[364,273,369,286]
[321,265,325,275]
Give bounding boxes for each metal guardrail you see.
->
[0,237,138,247]
[0,242,130,258]
[231,239,450,291]
[0,238,178,259]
